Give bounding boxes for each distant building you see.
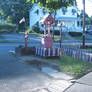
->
[29,3,82,32]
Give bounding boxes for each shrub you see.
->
[25,28,33,34]
[32,25,40,33]
[69,32,82,37]
[54,30,60,35]
[39,30,60,35]
[40,31,44,34]
[0,23,17,33]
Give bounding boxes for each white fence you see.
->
[35,47,60,57]
[61,46,92,62]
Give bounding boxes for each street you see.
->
[0,43,53,92]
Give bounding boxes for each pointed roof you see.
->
[40,14,55,25]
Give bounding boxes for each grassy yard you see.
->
[59,55,92,79]
[0,35,4,39]
[54,35,69,42]
[73,36,92,40]
[82,48,92,51]
[41,55,92,79]
[0,35,5,41]
[72,36,82,40]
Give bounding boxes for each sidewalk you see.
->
[65,72,92,92]
[20,56,92,92]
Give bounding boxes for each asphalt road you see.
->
[0,43,53,92]
[1,33,92,47]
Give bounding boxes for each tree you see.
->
[27,0,76,38]
[79,10,90,26]
[90,16,92,24]
[0,0,32,31]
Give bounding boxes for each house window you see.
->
[62,8,67,15]
[35,9,39,15]
[77,21,80,27]
[72,9,76,15]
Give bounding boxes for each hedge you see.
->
[32,26,40,33]
[69,32,82,37]
[54,30,60,35]
[0,23,17,33]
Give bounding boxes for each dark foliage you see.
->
[69,32,82,37]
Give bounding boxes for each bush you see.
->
[69,32,82,37]
[32,25,40,33]
[40,30,60,35]
[0,23,17,33]
[25,28,33,34]
[54,30,60,35]
[40,31,44,34]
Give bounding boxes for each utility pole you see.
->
[57,23,62,48]
[82,0,85,47]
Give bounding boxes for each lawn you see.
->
[82,48,92,51]
[0,35,5,41]
[40,55,92,79]
[73,36,92,40]
[54,35,69,42]
[59,55,92,79]
[72,36,82,40]
[0,35,4,39]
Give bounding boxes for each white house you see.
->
[29,3,82,32]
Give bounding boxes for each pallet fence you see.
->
[61,46,92,62]
[35,46,92,62]
[35,47,60,57]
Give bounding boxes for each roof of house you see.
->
[40,14,55,25]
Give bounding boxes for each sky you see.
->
[77,0,92,16]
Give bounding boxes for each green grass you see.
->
[0,36,4,39]
[73,36,82,40]
[54,35,71,42]
[73,36,92,40]
[39,55,92,79]
[82,48,92,51]
[59,55,92,78]
[0,35,5,41]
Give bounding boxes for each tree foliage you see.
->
[79,10,90,25]
[27,0,76,12]
[0,0,32,25]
